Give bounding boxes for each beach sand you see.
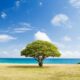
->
[0,64,80,80]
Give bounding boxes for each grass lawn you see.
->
[0,64,80,80]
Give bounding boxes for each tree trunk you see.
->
[38,55,43,67]
[38,61,43,67]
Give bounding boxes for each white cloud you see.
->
[34,31,65,49]
[0,51,9,58]
[15,0,27,8]
[1,12,7,19]
[39,2,43,6]
[20,22,31,27]
[2,51,8,55]
[61,50,80,58]
[51,14,69,26]
[0,50,21,58]
[8,22,32,33]
[35,31,52,42]
[14,27,31,33]
[15,0,21,7]
[63,36,72,42]
[0,44,25,58]
[0,22,32,34]
[13,22,32,33]
[70,0,80,8]
[0,34,16,42]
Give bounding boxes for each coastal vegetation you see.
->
[21,40,61,67]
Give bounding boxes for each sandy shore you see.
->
[0,64,80,80]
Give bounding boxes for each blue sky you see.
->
[0,0,80,58]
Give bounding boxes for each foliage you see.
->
[21,40,61,66]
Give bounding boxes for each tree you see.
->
[21,40,61,67]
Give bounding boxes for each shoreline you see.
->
[0,63,80,66]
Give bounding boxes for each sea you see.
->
[0,58,80,64]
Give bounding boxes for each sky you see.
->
[0,0,80,58]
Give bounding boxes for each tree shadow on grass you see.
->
[7,65,49,68]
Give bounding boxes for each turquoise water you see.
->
[0,58,80,64]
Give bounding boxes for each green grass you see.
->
[0,64,80,80]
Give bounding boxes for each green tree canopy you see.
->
[21,40,61,67]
